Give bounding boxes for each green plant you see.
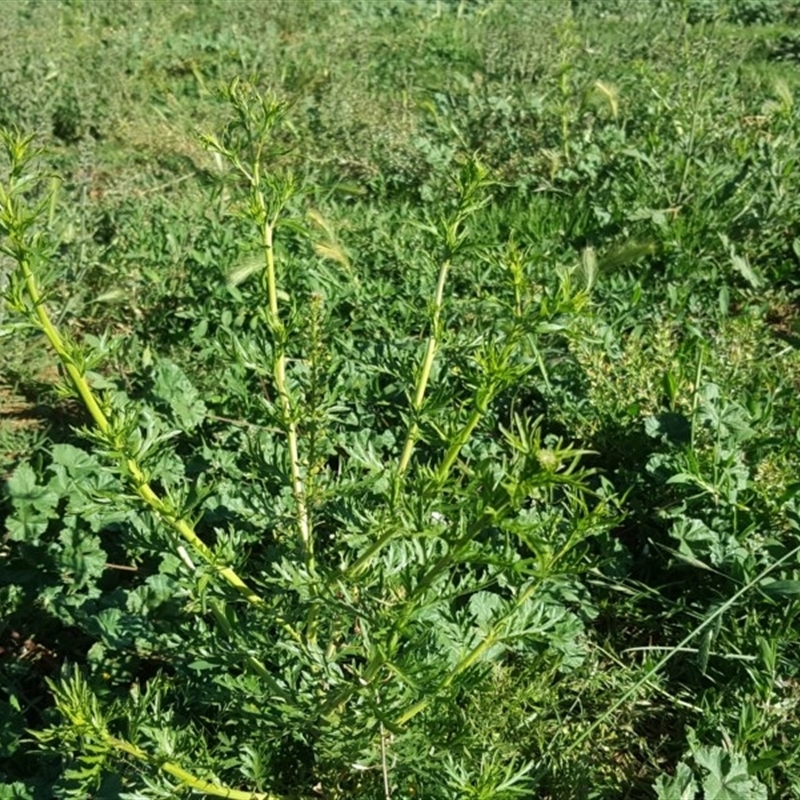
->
[654,729,768,800]
[4,2,800,796]
[0,81,614,797]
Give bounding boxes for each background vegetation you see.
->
[2,0,800,798]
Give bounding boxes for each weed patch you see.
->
[2,2,800,798]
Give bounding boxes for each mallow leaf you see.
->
[6,462,60,544]
[151,359,207,431]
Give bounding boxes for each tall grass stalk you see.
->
[394,160,493,489]
[544,538,800,765]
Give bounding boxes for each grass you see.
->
[2,0,800,798]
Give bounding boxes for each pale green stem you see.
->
[396,259,451,480]
[394,633,498,727]
[16,254,306,649]
[351,402,488,579]
[337,516,501,717]
[261,216,313,570]
[317,647,390,721]
[106,734,285,800]
[208,600,293,696]
[347,520,401,579]
[433,406,483,485]
[675,54,709,207]
[690,347,704,452]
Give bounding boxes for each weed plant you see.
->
[0,83,615,798]
[2,1,800,799]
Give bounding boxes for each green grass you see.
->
[2,1,800,798]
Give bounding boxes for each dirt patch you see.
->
[0,365,79,477]
[1,382,44,477]
[0,383,42,426]
[766,299,800,344]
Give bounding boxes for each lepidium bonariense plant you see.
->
[0,80,614,798]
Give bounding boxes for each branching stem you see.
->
[16,252,269,610]
[107,733,287,800]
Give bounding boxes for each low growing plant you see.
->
[654,728,768,800]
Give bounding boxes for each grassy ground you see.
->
[2,1,800,798]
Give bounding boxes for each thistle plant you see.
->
[1,82,613,799]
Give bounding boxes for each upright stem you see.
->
[261,218,313,570]
[396,258,451,481]
[433,406,483,485]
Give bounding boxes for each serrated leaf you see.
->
[6,462,60,543]
[127,573,177,614]
[469,591,505,630]
[88,607,129,649]
[57,525,107,590]
[0,782,35,800]
[51,443,104,478]
[653,763,697,800]
[0,698,24,758]
[6,461,46,503]
[151,359,207,431]
[694,746,767,800]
